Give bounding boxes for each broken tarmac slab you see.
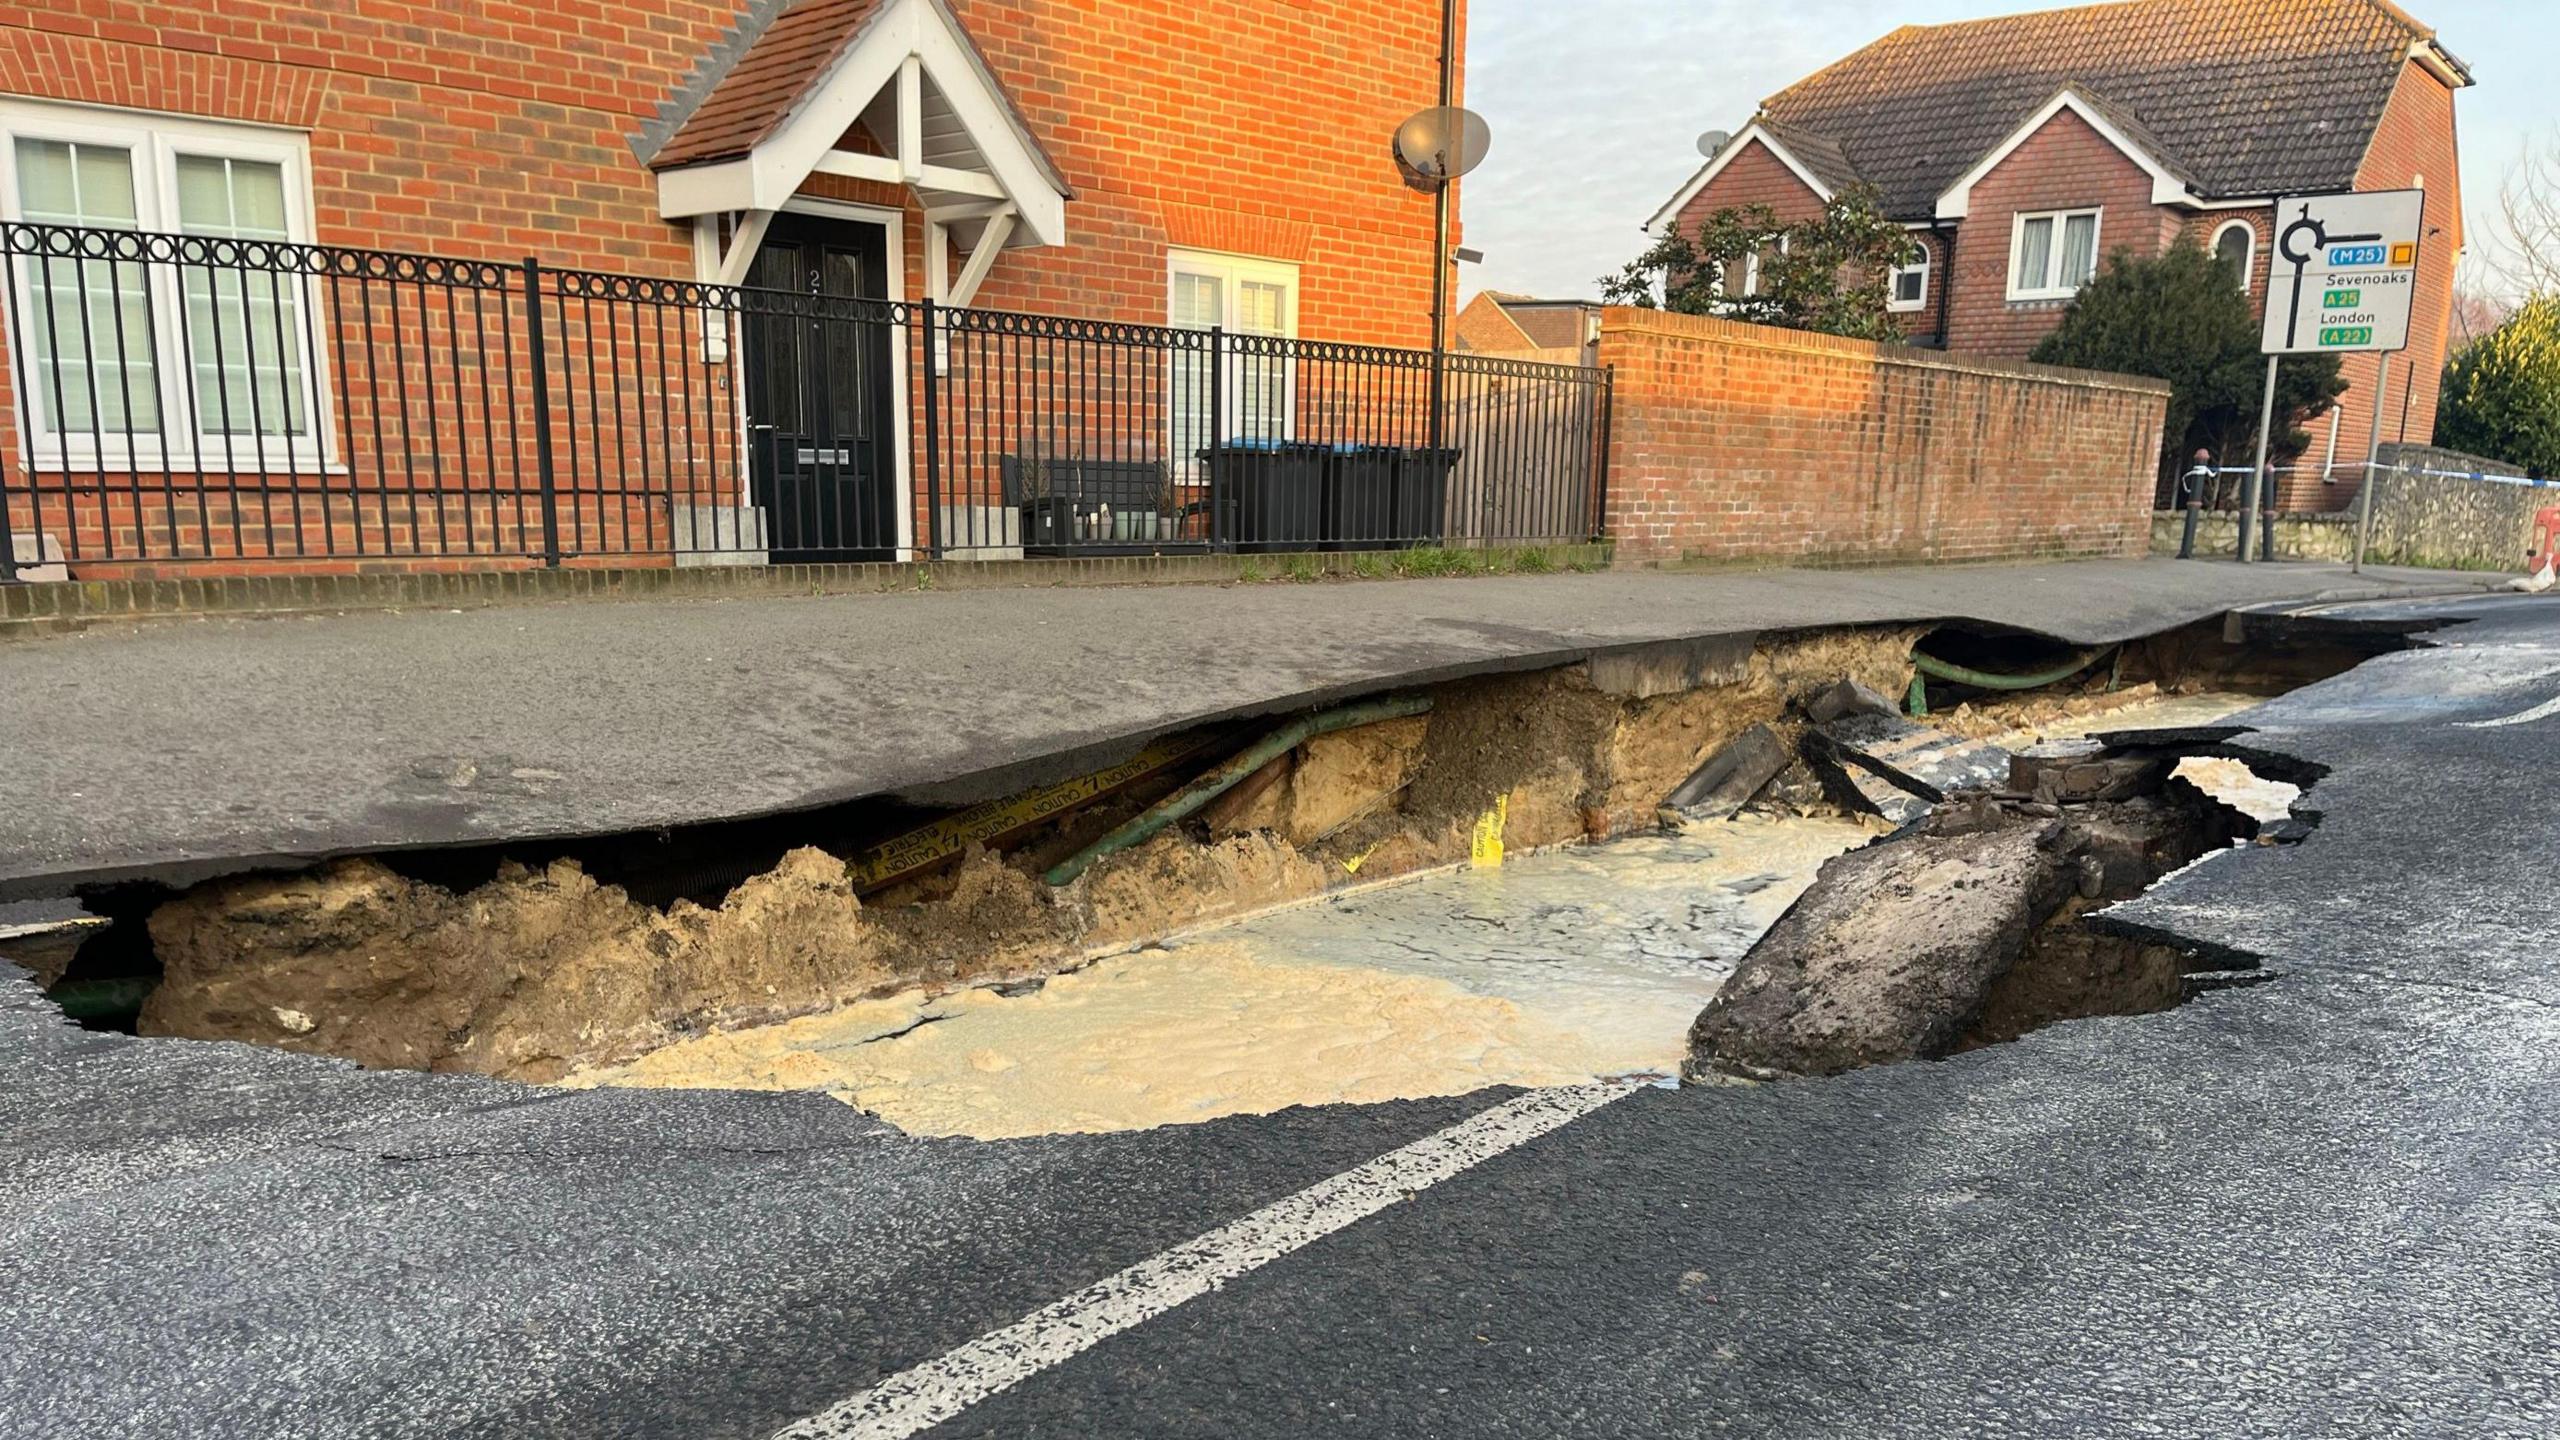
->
[1685,817,2080,1081]
[1662,724,1791,822]
[1804,677,1898,726]
[0,559,2494,898]
[1684,779,2234,1082]
[1809,712,2014,803]
[2008,738,2168,805]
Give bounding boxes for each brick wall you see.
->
[1669,138,1831,232]
[907,0,1450,347]
[1454,293,1535,353]
[1596,306,2167,567]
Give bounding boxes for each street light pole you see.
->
[1428,0,1455,465]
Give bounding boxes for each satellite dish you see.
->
[1393,106,1492,193]
[1696,129,1731,159]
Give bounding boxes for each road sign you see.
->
[2262,189,2426,356]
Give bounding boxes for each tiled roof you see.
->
[1751,0,2459,218]
[1753,118,1863,195]
[656,0,887,169]
[651,0,1068,201]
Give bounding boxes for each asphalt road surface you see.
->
[2,592,2554,1439]
[0,557,2485,897]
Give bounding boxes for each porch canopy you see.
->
[648,0,1072,306]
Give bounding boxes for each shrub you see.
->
[2437,294,2560,478]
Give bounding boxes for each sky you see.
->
[1459,0,2549,303]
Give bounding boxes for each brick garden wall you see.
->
[1596,306,2167,567]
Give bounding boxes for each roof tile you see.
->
[1752,0,2448,217]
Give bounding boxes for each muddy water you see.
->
[1976,689,2269,748]
[569,814,1872,1139]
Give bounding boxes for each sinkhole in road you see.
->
[563,812,1878,1138]
[29,609,2387,1136]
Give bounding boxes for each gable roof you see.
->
[1934,84,2208,218]
[1722,0,2467,220]
[1644,119,1856,233]
[1753,119,1862,195]
[652,0,1066,200]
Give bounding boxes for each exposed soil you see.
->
[1964,895,2194,1046]
[142,629,1914,1080]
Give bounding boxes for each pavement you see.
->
[0,589,2553,1439]
[0,557,2498,897]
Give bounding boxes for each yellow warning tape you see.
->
[844,730,1226,891]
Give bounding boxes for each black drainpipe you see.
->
[1930,220,1957,349]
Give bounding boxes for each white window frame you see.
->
[1887,240,1931,313]
[0,99,332,473]
[1712,232,1788,308]
[2006,206,2102,302]
[2210,218,2257,291]
[1166,247,1300,464]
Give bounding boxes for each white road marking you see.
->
[2462,692,2560,729]
[769,1079,1646,1440]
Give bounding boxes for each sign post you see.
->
[2247,188,2426,563]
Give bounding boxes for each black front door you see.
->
[743,214,898,561]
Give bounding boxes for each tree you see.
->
[2030,242,2344,485]
[2478,131,2560,301]
[2437,295,2560,479]
[1598,186,1917,341]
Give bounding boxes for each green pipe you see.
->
[43,976,155,1024]
[1044,694,1432,886]
[1910,644,2119,693]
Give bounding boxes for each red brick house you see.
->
[1453,292,1598,363]
[0,0,1624,577]
[1645,0,2471,511]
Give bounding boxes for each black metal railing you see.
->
[0,223,1610,577]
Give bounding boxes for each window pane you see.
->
[1894,266,1926,304]
[1170,273,1220,456]
[2060,213,2098,288]
[1237,279,1286,335]
[2014,217,2053,291]
[1233,280,1288,439]
[1171,272,1220,329]
[13,139,156,434]
[174,153,232,230]
[15,139,78,219]
[2215,226,2251,283]
[231,162,289,236]
[175,156,307,437]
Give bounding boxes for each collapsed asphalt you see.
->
[1,592,2552,1439]
[0,557,2491,898]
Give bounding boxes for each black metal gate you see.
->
[742,214,898,561]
